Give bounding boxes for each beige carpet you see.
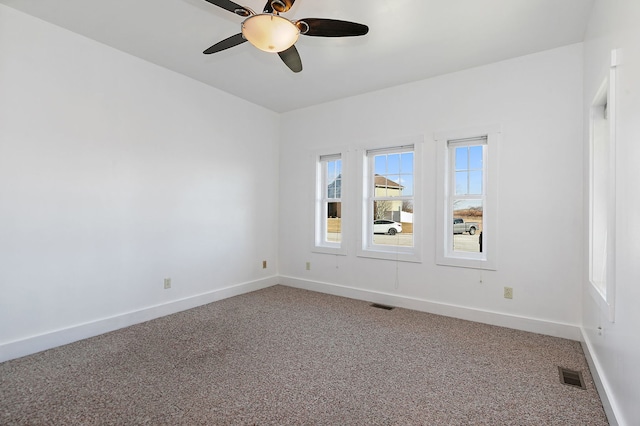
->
[0,285,608,425]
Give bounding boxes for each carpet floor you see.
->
[0,285,608,425]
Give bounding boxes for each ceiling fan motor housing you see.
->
[271,0,294,13]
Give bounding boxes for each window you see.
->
[588,55,617,323]
[590,98,609,296]
[314,154,344,254]
[358,139,422,262]
[451,140,485,254]
[436,127,499,270]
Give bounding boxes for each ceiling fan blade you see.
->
[203,0,250,17]
[203,33,247,54]
[264,0,295,13]
[278,45,302,73]
[297,18,369,37]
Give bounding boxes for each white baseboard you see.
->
[0,276,278,363]
[0,275,583,363]
[581,330,620,426]
[280,276,582,341]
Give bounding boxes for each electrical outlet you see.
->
[262,260,267,269]
[164,278,171,289]
[504,286,513,299]
[306,262,311,271]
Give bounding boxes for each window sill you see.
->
[357,248,422,263]
[312,246,346,256]
[436,255,496,271]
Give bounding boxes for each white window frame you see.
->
[435,126,500,270]
[588,50,618,323]
[313,151,347,255]
[357,136,423,263]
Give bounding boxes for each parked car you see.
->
[374,220,402,235]
[453,218,478,235]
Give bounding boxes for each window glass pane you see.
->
[327,161,336,180]
[455,171,468,195]
[387,154,400,174]
[468,170,483,195]
[387,175,402,197]
[374,175,386,197]
[455,147,468,170]
[326,160,342,199]
[326,202,341,242]
[452,199,483,253]
[469,146,483,169]
[400,175,414,197]
[401,153,414,174]
[372,201,413,247]
[330,177,342,198]
[590,103,609,293]
[374,199,393,221]
[374,155,387,175]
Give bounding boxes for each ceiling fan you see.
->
[202,0,369,73]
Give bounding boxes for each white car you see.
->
[373,220,402,235]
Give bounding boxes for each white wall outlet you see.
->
[306,262,311,271]
[164,278,171,289]
[262,260,267,269]
[504,286,513,299]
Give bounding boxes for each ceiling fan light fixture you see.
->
[241,14,300,53]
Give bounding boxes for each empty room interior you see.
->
[1,0,639,424]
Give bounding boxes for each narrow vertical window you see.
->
[588,58,617,323]
[315,154,343,253]
[590,100,609,296]
[436,127,499,270]
[450,139,485,254]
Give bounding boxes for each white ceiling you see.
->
[1,0,594,112]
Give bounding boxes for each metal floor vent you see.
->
[558,367,586,389]
[370,303,394,311]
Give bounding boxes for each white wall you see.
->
[0,5,280,361]
[582,1,640,424]
[3,3,638,422]
[279,44,585,339]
